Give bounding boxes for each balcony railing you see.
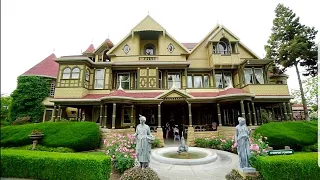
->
[139,56,159,61]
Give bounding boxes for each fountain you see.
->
[151,132,218,165]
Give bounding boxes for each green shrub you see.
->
[254,152,319,180]
[12,116,31,125]
[225,169,263,180]
[120,166,160,180]
[1,149,111,180]
[301,143,318,152]
[254,121,317,151]
[1,122,101,151]
[151,138,163,148]
[3,145,74,153]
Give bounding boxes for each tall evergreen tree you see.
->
[265,3,318,120]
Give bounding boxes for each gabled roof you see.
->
[190,24,260,59]
[156,89,193,99]
[22,53,58,79]
[182,43,198,51]
[107,15,190,55]
[83,44,95,54]
[94,38,114,54]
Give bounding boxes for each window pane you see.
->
[95,69,105,79]
[194,76,203,88]
[71,68,80,79]
[117,73,130,89]
[204,76,209,88]
[62,73,70,79]
[215,73,223,88]
[94,80,104,89]
[244,68,253,84]
[62,68,71,79]
[187,76,193,88]
[168,74,181,89]
[254,69,264,84]
[223,72,233,88]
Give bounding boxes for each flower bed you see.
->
[104,134,136,173]
[194,133,269,163]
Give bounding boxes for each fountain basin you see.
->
[151,147,218,165]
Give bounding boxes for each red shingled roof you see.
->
[79,88,248,100]
[82,90,163,99]
[22,53,58,78]
[83,44,95,53]
[182,43,198,50]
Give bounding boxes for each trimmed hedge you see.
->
[2,144,75,153]
[1,149,111,180]
[254,152,320,180]
[254,121,317,151]
[1,122,101,151]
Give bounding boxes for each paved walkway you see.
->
[150,139,238,180]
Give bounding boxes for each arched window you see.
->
[85,69,90,81]
[62,68,71,79]
[217,38,231,55]
[71,68,80,79]
[144,44,156,55]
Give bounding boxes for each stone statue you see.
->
[133,114,155,168]
[177,132,188,153]
[235,117,256,172]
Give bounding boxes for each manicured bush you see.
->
[120,166,160,180]
[225,169,263,180]
[1,149,111,180]
[1,122,101,151]
[254,121,317,151]
[3,145,74,153]
[254,152,320,180]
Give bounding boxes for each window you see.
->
[117,73,130,89]
[188,74,210,88]
[215,71,233,88]
[71,68,80,79]
[49,82,55,96]
[94,69,105,89]
[85,69,90,81]
[158,70,163,88]
[213,38,232,55]
[144,44,156,55]
[62,68,71,79]
[168,73,181,89]
[244,68,264,85]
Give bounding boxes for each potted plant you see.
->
[28,129,44,150]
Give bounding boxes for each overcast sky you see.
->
[1,0,319,95]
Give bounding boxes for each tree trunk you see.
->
[294,62,309,120]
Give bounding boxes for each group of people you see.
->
[164,119,182,141]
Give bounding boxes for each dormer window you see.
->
[144,44,155,55]
[213,38,232,55]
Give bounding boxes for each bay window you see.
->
[244,68,264,85]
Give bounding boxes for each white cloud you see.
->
[1,0,319,94]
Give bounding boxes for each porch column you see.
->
[287,102,293,120]
[104,105,107,128]
[78,109,81,122]
[100,105,103,127]
[283,102,288,120]
[247,102,252,125]
[112,103,116,129]
[130,105,134,128]
[271,107,275,120]
[240,100,245,118]
[251,102,257,125]
[188,102,192,126]
[52,105,57,122]
[57,105,61,120]
[81,108,85,121]
[217,103,222,126]
[76,108,79,121]
[279,104,284,120]
[158,103,161,128]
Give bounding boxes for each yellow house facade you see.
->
[47,15,293,144]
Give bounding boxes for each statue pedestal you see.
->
[238,167,259,179]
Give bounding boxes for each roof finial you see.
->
[91,38,93,43]
[53,48,55,53]
[148,11,149,15]
[108,34,110,39]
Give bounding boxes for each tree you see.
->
[1,94,12,125]
[9,76,50,123]
[291,75,318,112]
[265,4,318,120]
